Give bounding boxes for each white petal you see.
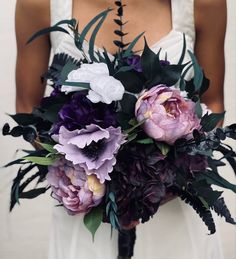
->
[80,63,109,75]
[87,90,102,103]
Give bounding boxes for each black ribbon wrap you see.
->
[118,228,136,259]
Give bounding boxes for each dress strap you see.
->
[50,0,73,53]
[171,0,195,43]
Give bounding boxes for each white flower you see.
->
[61,62,125,104]
[88,75,125,104]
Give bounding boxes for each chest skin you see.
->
[72,0,172,54]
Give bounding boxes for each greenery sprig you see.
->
[113,1,129,58]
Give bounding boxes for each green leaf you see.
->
[60,60,79,81]
[179,63,193,91]
[137,138,154,145]
[84,207,103,240]
[20,188,48,199]
[36,142,57,154]
[89,9,111,62]
[54,19,77,27]
[197,171,236,193]
[23,156,57,166]
[199,197,210,209]
[156,142,170,156]
[141,38,161,80]
[200,112,225,132]
[27,27,69,44]
[62,81,90,89]
[127,133,138,143]
[79,9,112,49]
[123,32,145,58]
[115,71,144,93]
[120,93,137,114]
[188,51,203,91]
[178,34,186,65]
[124,119,146,135]
[195,100,203,119]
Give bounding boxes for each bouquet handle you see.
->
[118,228,136,259]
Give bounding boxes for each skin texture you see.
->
[15,0,227,228]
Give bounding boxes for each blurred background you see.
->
[0,1,235,259]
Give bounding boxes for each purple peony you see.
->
[53,125,126,183]
[135,85,201,145]
[52,92,116,134]
[46,157,105,214]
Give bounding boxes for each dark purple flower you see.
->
[52,92,116,134]
[126,55,142,72]
[176,154,208,174]
[111,144,170,226]
[160,60,170,67]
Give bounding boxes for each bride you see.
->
[15,0,226,258]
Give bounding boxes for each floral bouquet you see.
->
[2,2,236,258]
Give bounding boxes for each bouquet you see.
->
[2,2,236,258]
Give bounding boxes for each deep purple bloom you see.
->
[52,92,116,134]
[46,157,105,214]
[53,125,126,183]
[112,145,170,226]
[160,60,170,67]
[126,55,142,72]
[176,154,208,174]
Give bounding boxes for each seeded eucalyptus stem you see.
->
[114,0,128,61]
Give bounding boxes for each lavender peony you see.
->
[46,158,105,214]
[53,125,126,183]
[135,85,200,145]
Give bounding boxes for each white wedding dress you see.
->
[48,0,224,258]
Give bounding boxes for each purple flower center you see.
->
[82,140,106,161]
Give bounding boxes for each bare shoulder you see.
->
[16,0,50,27]
[194,0,227,32]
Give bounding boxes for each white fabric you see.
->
[48,0,224,258]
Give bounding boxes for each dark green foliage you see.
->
[43,53,80,83]
[89,10,112,62]
[197,170,236,193]
[177,189,216,234]
[201,112,225,132]
[27,19,76,44]
[141,39,187,88]
[115,70,144,93]
[212,198,236,224]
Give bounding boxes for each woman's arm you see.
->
[194,0,227,114]
[15,0,51,113]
